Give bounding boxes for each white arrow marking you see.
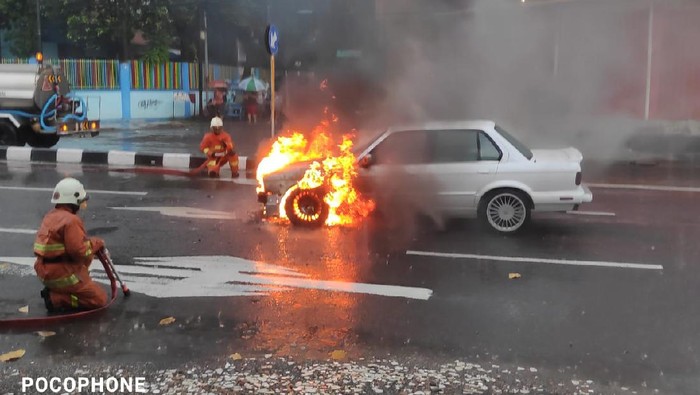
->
[0,256,433,300]
[109,207,238,220]
[271,31,278,48]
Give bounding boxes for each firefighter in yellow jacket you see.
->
[199,117,239,178]
[34,177,108,312]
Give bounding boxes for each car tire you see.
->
[478,189,531,234]
[284,187,329,228]
[0,123,18,146]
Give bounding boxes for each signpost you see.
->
[266,24,279,138]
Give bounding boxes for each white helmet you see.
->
[210,117,223,128]
[51,177,88,205]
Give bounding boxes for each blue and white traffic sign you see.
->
[266,24,279,55]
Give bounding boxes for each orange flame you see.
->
[256,128,374,226]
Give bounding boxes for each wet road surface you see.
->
[1,160,699,393]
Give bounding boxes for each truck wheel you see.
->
[0,123,18,146]
[284,187,329,227]
[27,133,59,148]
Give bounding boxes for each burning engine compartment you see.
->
[256,124,375,227]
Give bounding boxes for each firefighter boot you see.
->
[40,287,55,313]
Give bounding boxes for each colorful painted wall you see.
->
[1,58,242,120]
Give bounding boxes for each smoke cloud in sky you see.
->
[272,0,700,163]
[358,0,700,162]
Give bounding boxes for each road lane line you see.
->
[589,183,700,193]
[0,186,147,196]
[110,206,238,219]
[406,250,664,270]
[0,228,36,234]
[566,211,616,216]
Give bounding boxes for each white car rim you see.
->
[487,193,526,232]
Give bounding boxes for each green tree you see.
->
[47,0,173,60]
[0,0,40,57]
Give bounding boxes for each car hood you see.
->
[263,160,316,182]
[530,147,583,163]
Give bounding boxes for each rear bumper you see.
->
[531,184,593,212]
[56,119,100,136]
[580,184,593,203]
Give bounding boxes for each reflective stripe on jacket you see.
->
[200,131,235,156]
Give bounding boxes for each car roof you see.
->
[386,120,496,133]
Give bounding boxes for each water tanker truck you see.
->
[0,63,99,148]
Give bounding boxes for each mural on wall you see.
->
[138,99,163,111]
[130,91,188,119]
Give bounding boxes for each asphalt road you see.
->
[1,160,700,394]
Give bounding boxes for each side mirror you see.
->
[359,154,373,169]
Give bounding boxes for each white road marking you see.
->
[110,206,238,220]
[200,178,258,186]
[0,228,36,234]
[0,255,433,300]
[0,186,147,196]
[233,178,258,185]
[406,250,664,271]
[565,210,616,216]
[589,183,700,193]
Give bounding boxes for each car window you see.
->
[495,124,533,160]
[371,130,428,165]
[430,129,479,163]
[479,132,502,161]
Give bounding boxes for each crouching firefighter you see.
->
[199,116,239,178]
[34,177,108,312]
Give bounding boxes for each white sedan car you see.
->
[259,120,593,233]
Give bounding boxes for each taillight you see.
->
[575,171,582,185]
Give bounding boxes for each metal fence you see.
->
[0,58,240,91]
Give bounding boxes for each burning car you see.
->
[256,131,375,227]
[257,120,593,233]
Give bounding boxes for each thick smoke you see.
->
[362,0,700,162]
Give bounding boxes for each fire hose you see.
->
[0,249,129,329]
[109,153,235,177]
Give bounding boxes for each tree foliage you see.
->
[0,0,40,56]
[46,0,172,60]
[0,0,277,63]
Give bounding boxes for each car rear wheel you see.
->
[284,187,329,228]
[479,189,530,234]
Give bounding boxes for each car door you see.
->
[425,129,501,214]
[359,130,432,207]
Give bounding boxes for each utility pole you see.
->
[644,1,654,121]
[198,3,204,117]
[35,0,42,53]
[204,9,209,89]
